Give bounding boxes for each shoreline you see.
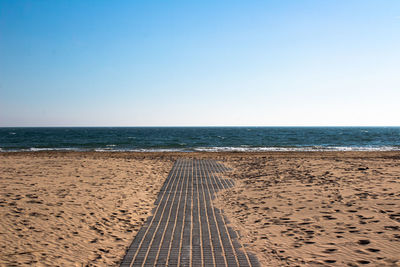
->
[2,146,400,153]
[1,150,400,156]
[2,150,400,168]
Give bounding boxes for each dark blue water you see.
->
[0,127,399,152]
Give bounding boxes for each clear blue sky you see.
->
[1,0,399,126]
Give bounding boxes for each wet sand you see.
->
[1,151,399,266]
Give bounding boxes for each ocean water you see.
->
[0,127,399,152]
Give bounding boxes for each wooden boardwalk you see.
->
[120,159,259,267]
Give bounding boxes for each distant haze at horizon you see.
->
[1,1,399,127]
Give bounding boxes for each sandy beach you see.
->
[1,151,399,266]
[218,152,400,266]
[0,152,173,266]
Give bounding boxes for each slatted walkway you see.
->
[120,159,259,267]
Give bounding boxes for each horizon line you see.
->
[1,125,399,128]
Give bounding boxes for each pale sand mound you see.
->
[0,153,172,266]
[217,153,400,266]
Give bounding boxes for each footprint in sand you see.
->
[358,239,370,245]
[366,248,380,252]
[323,248,337,254]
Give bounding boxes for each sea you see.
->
[0,127,399,152]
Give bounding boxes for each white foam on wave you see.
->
[94,148,188,152]
[1,146,399,153]
[28,147,82,152]
[193,146,400,152]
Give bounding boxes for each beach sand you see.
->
[217,152,400,266]
[1,151,399,266]
[0,152,173,266]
